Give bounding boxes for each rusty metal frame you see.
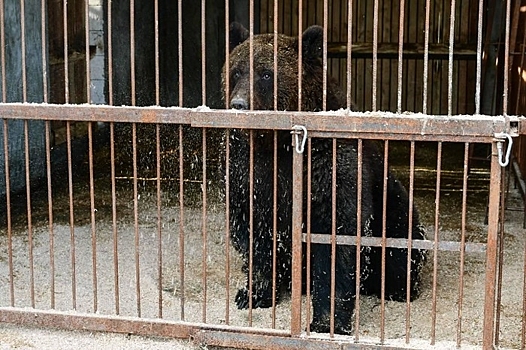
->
[0,103,519,141]
[0,0,523,347]
[0,104,519,350]
[0,307,412,350]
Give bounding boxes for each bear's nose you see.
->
[230,98,249,110]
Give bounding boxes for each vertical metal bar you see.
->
[107,0,113,106]
[156,123,162,319]
[224,0,230,109]
[63,0,69,103]
[249,0,254,110]
[372,0,379,112]
[178,125,185,321]
[20,0,27,102]
[522,224,526,349]
[201,128,208,323]
[380,140,388,343]
[346,0,353,110]
[130,0,136,106]
[431,141,442,345]
[85,0,91,103]
[456,142,469,347]
[354,139,362,340]
[298,0,303,111]
[502,0,511,115]
[447,0,456,116]
[201,0,206,105]
[273,0,278,111]
[24,121,35,308]
[41,0,48,103]
[224,129,230,324]
[475,0,484,115]
[422,0,431,114]
[3,120,14,306]
[66,122,76,309]
[110,122,119,315]
[178,0,183,107]
[132,123,141,317]
[45,120,54,309]
[0,0,6,102]
[396,0,405,113]
[322,0,328,111]
[405,141,415,343]
[494,165,508,346]
[306,138,312,335]
[482,142,502,349]
[248,130,254,325]
[290,130,303,337]
[271,130,278,328]
[330,139,337,337]
[88,122,97,312]
[154,0,159,106]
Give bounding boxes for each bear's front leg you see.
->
[235,249,284,309]
[310,244,356,335]
[235,282,273,309]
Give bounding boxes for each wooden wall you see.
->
[509,0,526,177]
[0,1,47,197]
[258,0,480,114]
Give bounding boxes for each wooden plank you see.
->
[283,0,292,35]
[327,42,478,59]
[260,0,268,33]
[290,0,298,36]
[379,0,390,111]
[330,0,340,97]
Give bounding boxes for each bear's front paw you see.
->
[235,288,250,309]
[235,288,273,309]
[310,320,352,335]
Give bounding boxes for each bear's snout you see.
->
[230,97,249,110]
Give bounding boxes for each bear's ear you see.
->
[229,22,249,52]
[302,25,323,61]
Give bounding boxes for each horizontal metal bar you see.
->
[0,103,518,141]
[194,329,408,350]
[194,111,518,140]
[308,131,495,143]
[0,103,194,124]
[0,308,412,350]
[303,233,486,254]
[0,307,287,341]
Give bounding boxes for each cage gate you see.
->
[284,113,521,349]
[0,106,521,350]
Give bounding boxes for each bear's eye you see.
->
[261,71,272,81]
[232,70,242,81]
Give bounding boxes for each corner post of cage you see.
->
[290,129,304,337]
[482,141,502,349]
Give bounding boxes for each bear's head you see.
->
[222,22,343,111]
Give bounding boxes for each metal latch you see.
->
[495,132,513,167]
[291,125,308,154]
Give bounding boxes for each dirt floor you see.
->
[0,139,525,349]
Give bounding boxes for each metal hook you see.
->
[291,125,308,154]
[495,132,513,167]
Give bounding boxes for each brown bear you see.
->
[223,22,426,335]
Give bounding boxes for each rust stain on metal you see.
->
[141,110,157,123]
